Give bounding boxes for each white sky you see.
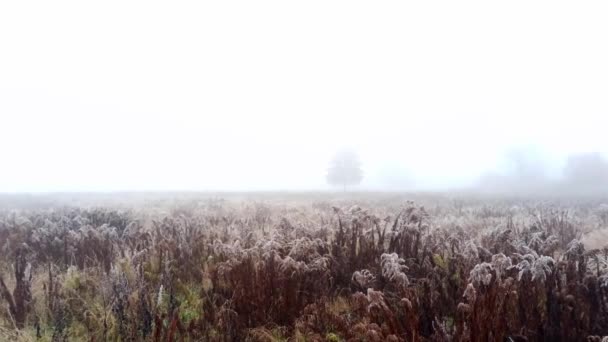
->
[1,1,607,191]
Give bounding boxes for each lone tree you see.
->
[326,148,363,191]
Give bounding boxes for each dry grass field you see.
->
[0,193,607,341]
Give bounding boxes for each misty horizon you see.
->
[0,150,606,195]
[1,1,607,193]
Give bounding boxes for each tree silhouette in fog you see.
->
[326,148,363,192]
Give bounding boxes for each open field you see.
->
[0,193,607,341]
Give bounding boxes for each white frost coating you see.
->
[463,241,479,261]
[380,253,409,285]
[517,260,532,281]
[157,285,164,307]
[469,262,494,286]
[517,255,554,283]
[528,232,544,251]
[352,269,376,288]
[531,256,554,282]
[491,253,512,279]
[565,239,585,258]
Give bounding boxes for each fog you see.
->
[1,1,607,193]
[478,149,608,195]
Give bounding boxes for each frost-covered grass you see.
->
[0,194,607,341]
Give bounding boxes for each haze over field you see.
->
[1,1,607,192]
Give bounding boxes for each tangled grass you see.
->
[0,194,607,341]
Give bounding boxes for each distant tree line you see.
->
[478,151,608,195]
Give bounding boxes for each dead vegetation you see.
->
[0,195,607,341]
